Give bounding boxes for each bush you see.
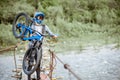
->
[0,0,120,50]
[0,0,34,24]
[0,24,17,48]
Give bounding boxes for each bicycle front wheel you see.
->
[12,12,29,38]
[22,47,42,75]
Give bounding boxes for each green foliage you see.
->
[95,9,117,25]
[0,0,34,23]
[0,24,17,48]
[0,0,120,51]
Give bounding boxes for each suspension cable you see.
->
[43,38,81,80]
[49,49,81,80]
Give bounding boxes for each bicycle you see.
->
[12,12,47,80]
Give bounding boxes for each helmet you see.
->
[34,12,45,24]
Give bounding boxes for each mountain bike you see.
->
[12,12,46,80]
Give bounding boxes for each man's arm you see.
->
[45,25,54,36]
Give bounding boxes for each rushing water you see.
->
[0,45,120,80]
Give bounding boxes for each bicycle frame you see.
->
[17,23,43,41]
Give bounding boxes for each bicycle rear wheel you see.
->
[22,47,42,75]
[12,12,29,38]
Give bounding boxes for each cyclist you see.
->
[33,12,57,38]
[29,11,57,47]
[29,11,57,80]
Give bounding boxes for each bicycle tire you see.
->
[22,47,42,75]
[12,12,29,38]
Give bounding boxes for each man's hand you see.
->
[52,35,57,39]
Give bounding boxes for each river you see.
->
[0,44,120,80]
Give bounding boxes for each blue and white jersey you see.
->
[31,24,55,37]
[28,24,55,47]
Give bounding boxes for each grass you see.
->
[0,24,18,48]
[49,29,119,53]
[0,22,119,54]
